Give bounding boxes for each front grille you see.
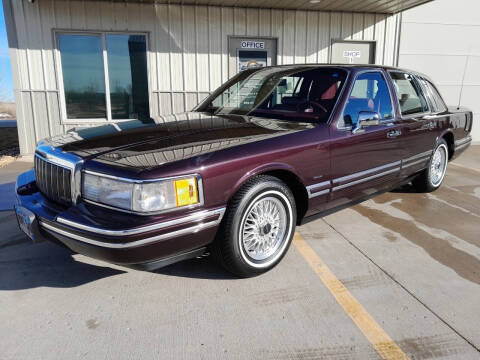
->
[34,154,72,205]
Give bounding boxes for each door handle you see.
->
[428,120,436,130]
[387,129,402,138]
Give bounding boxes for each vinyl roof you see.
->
[83,0,433,14]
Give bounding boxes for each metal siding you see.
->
[221,7,233,83]
[352,13,364,40]
[399,0,480,142]
[374,14,386,65]
[246,8,259,36]
[341,12,353,40]
[294,11,307,64]
[258,9,271,37]
[282,11,295,65]
[317,12,330,63]
[209,6,222,91]
[9,0,400,154]
[196,6,210,92]
[306,11,318,64]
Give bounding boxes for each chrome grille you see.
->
[34,154,72,205]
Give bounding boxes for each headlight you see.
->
[82,173,200,213]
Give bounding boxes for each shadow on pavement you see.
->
[155,256,238,280]
[0,241,126,290]
[0,181,16,210]
[390,182,423,194]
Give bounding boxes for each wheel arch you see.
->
[439,130,454,160]
[229,163,309,225]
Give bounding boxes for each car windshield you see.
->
[196,66,348,122]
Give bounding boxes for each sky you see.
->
[0,0,14,102]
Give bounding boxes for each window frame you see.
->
[387,70,431,119]
[416,76,447,114]
[337,69,396,131]
[54,30,151,124]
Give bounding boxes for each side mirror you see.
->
[353,111,380,134]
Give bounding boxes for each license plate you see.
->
[15,206,36,241]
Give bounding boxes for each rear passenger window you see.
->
[341,71,393,127]
[418,78,447,113]
[389,71,429,116]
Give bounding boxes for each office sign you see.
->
[241,41,265,49]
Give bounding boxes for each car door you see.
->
[388,71,437,177]
[327,70,403,210]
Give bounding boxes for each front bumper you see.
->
[15,169,225,270]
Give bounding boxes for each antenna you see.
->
[457,54,469,110]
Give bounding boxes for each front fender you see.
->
[227,162,306,200]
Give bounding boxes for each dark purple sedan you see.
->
[15,65,473,277]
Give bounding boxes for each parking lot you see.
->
[1,147,479,360]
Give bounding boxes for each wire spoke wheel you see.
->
[241,196,287,262]
[430,144,447,186]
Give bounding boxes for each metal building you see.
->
[3,0,431,155]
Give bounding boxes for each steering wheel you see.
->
[297,100,328,113]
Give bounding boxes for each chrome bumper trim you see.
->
[56,207,226,236]
[39,208,225,249]
[40,220,221,249]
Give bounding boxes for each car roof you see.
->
[262,63,430,80]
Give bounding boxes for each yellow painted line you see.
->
[449,162,480,174]
[293,232,410,360]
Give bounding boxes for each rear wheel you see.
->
[412,139,448,192]
[212,176,296,277]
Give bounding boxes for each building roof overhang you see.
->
[64,0,433,14]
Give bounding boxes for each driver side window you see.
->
[341,72,393,128]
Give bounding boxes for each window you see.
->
[58,33,149,121]
[201,67,347,122]
[341,71,393,127]
[418,77,447,113]
[389,71,428,116]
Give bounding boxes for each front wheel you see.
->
[412,139,449,192]
[212,176,296,277]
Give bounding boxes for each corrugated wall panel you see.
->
[317,12,330,63]
[246,8,259,36]
[221,7,233,83]
[9,0,400,154]
[258,9,271,37]
[170,5,184,92]
[271,9,283,65]
[39,0,58,91]
[196,6,210,92]
[155,4,170,92]
[374,14,386,64]
[306,12,318,63]
[282,11,294,65]
[209,6,222,91]
[352,13,364,40]
[294,11,307,64]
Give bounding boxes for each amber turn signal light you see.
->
[174,178,199,207]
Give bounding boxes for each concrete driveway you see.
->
[1,148,479,359]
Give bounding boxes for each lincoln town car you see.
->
[15,65,473,277]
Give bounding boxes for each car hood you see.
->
[40,112,315,170]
